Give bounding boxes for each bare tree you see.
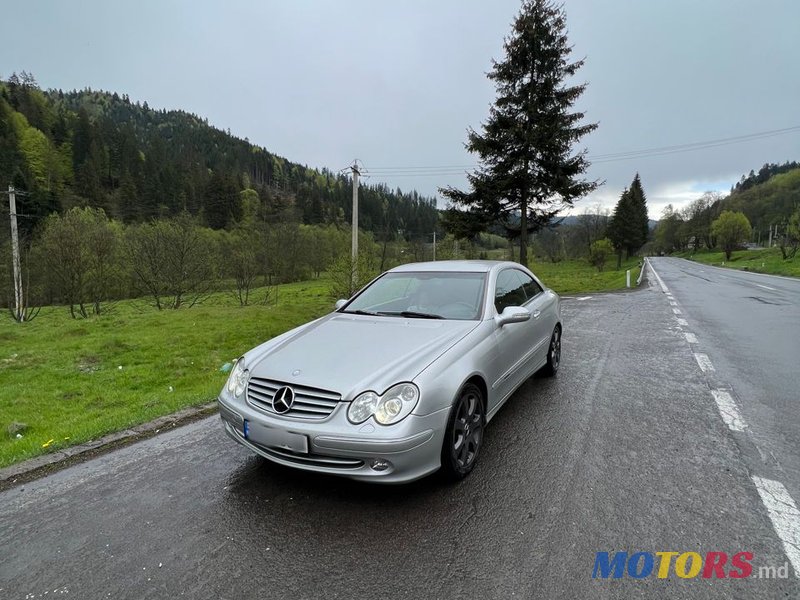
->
[126,214,217,309]
[223,228,260,306]
[328,252,377,301]
[535,228,565,263]
[37,207,121,318]
[575,204,610,255]
[85,217,122,315]
[681,192,720,250]
[778,209,800,259]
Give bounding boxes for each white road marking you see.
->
[684,332,698,344]
[663,260,799,576]
[710,390,746,431]
[672,307,682,315]
[577,296,592,301]
[694,353,715,372]
[751,476,800,578]
[677,318,689,327]
[669,301,678,306]
[647,259,670,293]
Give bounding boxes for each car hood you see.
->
[247,313,478,400]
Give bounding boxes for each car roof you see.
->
[388,260,519,274]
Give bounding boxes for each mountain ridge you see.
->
[0,73,438,238]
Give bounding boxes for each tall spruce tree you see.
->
[628,173,649,251]
[440,0,599,265]
[608,173,649,267]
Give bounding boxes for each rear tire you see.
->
[541,326,561,377]
[440,383,485,481]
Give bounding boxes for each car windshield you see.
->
[342,272,487,320]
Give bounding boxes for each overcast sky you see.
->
[3,0,799,218]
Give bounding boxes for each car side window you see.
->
[519,271,544,300]
[494,270,527,313]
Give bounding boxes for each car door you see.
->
[517,271,554,370]
[490,268,541,406]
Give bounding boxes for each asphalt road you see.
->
[647,258,800,503]
[1,267,798,599]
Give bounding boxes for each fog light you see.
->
[370,459,392,472]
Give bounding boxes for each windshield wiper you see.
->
[342,309,379,316]
[378,310,444,319]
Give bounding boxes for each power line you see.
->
[369,164,476,171]
[365,124,800,176]
[590,125,800,162]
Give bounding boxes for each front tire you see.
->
[541,326,561,377]
[440,383,485,481]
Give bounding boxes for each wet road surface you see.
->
[1,268,798,599]
[647,257,800,502]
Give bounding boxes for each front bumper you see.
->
[218,395,449,484]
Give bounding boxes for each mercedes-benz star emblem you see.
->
[272,386,295,414]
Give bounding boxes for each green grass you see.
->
[0,280,332,468]
[529,257,643,295]
[0,257,641,468]
[676,247,800,278]
[481,248,643,294]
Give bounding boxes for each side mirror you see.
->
[334,299,348,311]
[496,306,530,327]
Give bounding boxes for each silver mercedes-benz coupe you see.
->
[218,260,561,483]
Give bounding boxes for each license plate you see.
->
[246,421,309,454]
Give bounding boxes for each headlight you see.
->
[348,391,379,424]
[226,358,249,398]
[348,383,419,425]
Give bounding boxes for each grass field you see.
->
[530,257,643,295]
[0,281,332,468]
[0,258,642,468]
[676,247,800,278]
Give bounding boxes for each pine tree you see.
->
[628,173,649,253]
[203,171,241,229]
[440,0,599,265]
[608,188,633,268]
[608,174,649,267]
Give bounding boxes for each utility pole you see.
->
[344,160,361,293]
[432,230,436,261]
[7,185,23,322]
[350,161,359,263]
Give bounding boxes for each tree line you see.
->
[524,173,650,271]
[653,166,800,257]
[0,204,510,319]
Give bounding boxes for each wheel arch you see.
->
[450,374,489,425]
[463,374,488,411]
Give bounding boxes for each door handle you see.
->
[532,310,541,319]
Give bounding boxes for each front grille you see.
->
[246,377,341,420]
